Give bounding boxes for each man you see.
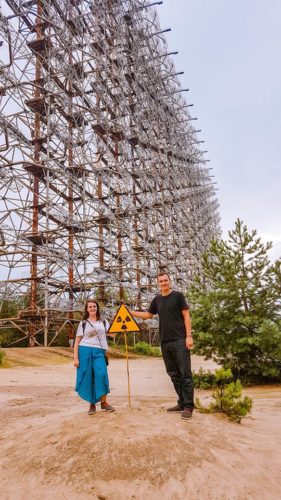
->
[130,272,194,420]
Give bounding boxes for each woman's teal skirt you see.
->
[75,345,110,404]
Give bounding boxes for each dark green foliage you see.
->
[196,368,252,423]
[192,368,216,389]
[190,219,281,384]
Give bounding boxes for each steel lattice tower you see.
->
[0,0,220,346]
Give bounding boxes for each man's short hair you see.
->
[157,271,170,279]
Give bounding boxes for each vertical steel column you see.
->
[67,25,74,342]
[132,181,141,308]
[29,0,43,346]
[98,176,105,302]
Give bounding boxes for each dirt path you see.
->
[1,351,281,499]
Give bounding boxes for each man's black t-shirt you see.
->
[148,290,189,342]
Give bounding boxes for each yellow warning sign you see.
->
[108,304,141,334]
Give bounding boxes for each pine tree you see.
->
[196,368,252,423]
[190,219,281,383]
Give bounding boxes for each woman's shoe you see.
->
[88,403,96,415]
[101,402,115,412]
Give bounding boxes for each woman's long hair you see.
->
[83,299,101,321]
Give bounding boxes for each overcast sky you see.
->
[157,0,281,261]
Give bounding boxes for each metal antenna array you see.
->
[0,0,220,346]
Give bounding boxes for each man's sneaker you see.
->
[167,404,184,412]
[101,402,115,412]
[88,403,96,415]
[181,408,193,420]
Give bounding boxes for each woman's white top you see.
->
[76,319,110,350]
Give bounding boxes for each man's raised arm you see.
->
[130,310,153,320]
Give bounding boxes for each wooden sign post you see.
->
[108,303,141,407]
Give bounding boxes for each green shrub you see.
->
[134,341,161,356]
[108,340,161,357]
[196,368,252,423]
[193,368,216,389]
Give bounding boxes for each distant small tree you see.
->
[196,368,252,423]
[190,219,281,383]
[0,349,5,366]
[0,295,30,346]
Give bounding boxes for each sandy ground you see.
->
[0,349,281,500]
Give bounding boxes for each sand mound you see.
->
[1,346,139,368]
[1,354,281,499]
[1,347,73,367]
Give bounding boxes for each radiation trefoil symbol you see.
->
[116,314,134,330]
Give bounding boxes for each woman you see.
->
[74,299,115,414]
